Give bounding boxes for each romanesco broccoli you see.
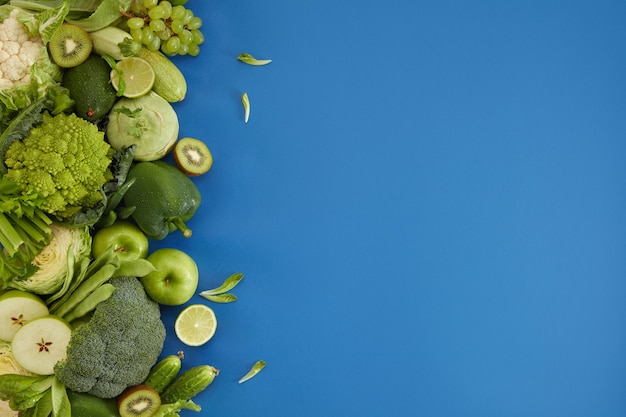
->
[4,111,114,219]
[54,276,166,399]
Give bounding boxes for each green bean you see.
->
[63,283,116,323]
[54,263,117,319]
[114,258,155,278]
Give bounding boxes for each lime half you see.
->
[174,304,217,346]
[110,57,155,98]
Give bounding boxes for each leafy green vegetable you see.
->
[9,0,130,25]
[238,360,266,384]
[66,0,131,31]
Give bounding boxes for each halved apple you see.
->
[12,315,72,375]
[0,290,49,342]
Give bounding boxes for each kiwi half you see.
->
[173,137,213,176]
[48,24,93,68]
[117,385,161,417]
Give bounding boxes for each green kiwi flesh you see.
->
[173,137,213,176]
[117,385,161,417]
[49,24,92,68]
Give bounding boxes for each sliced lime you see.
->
[110,57,155,98]
[174,304,217,346]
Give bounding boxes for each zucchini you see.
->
[136,47,187,102]
[143,355,182,394]
[161,365,218,404]
[89,26,142,60]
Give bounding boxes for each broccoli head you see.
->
[54,276,166,398]
[4,111,114,219]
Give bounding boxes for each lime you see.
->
[174,304,217,346]
[110,57,155,98]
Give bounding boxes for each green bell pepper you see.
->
[122,161,201,240]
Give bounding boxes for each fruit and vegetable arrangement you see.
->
[0,1,268,416]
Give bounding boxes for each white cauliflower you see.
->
[0,8,43,89]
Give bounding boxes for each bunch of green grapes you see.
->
[126,0,204,56]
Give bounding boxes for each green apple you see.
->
[140,248,198,305]
[0,290,49,342]
[92,221,149,261]
[12,315,72,375]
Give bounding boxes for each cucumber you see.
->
[67,390,120,417]
[90,27,141,60]
[136,47,187,102]
[143,355,182,394]
[160,365,218,404]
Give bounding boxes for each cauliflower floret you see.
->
[0,8,44,88]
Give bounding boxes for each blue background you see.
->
[151,1,626,416]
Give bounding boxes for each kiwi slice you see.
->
[173,137,213,176]
[117,385,161,417]
[48,24,93,68]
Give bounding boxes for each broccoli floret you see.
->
[4,111,114,219]
[54,276,166,399]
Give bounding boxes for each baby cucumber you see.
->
[136,47,187,102]
[143,355,182,394]
[160,365,218,404]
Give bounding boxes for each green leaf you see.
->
[238,360,266,384]
[102,55,126,97]
[36,0,70,43]
[201,293,238,303]
[66,0,132,32]
[199,273,244,296]
[241,92,250,123]
[237,53,272,66]
[50,376,70,417]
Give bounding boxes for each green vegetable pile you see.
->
[0,1,268,416]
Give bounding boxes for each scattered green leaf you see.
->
[201,293,238,303]
[238,360,266,384]
[200,273,244,296]
[241,92,250,123]
[237,53,272,66]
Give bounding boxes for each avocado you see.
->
[63,54,118,122]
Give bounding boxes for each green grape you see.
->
[130,27,143,42]
[160,0,172,17]
[142,26,155,44]
[128,17,145,30]
[187,43,200,57]
[161,42,174,55]
[171,19,184,34]
[143,0,158,8]
[147,35,161,51]
[191,29,204,45]
[149,18,166,32]
[156,29,171,41]
[171,5,185,20]
[178,43,189,55]
[186,16,202,30]
[182,9,194,24]
[148,5,167,19]
[166,36,181,52]
[179,29,193,45]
